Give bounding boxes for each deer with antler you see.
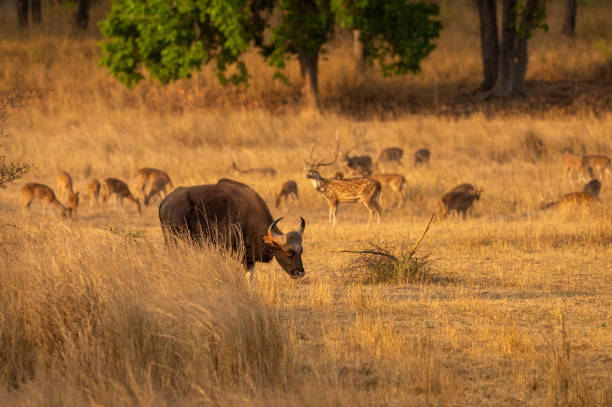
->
[305,141,382,226]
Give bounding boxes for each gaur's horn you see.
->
[268,218,286,245]
[298,217,305,236]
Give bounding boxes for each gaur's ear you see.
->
[263,235,282,247]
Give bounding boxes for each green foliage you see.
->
[99,0,442,88]
[514,0,548,39]
[99,0,270,87]
[333,0,442,76]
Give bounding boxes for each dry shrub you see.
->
[341,216,433,284]
[0,218,294,405]
[342,241,432,284]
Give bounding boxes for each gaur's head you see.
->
[262,217,306,279]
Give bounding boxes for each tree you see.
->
[475,0,498,92]
[75,0,90,29]
[562,0,577,38]
[16,0,42,26]
[31,0,41,23]
[17,0,29,26]
[99,0,442,110]
[475,0,547,97]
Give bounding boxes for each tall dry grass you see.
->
[0,218,297,404]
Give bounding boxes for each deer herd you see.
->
[19,141,609,225]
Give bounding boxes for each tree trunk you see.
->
[352,29,365,74]
[475,0,499,92]
[514,0,541,94]
[76,0,90,29]
[488,0,543,97]
[31,0,42,23]
[17,0,29,26]
[495,0,517,98]
[562,0,576,38]
[298,52,320,110]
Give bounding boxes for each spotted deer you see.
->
[275,180,299,208]
[101,178,142,214]
[87,178,101,206]
[370,173,407,207]
[439,188,482,219]
[56,170,74,199]
[22,183,72,218]
[136,168,174,204]
[541,178,601,210]
[562,151,592,182]
[305,142,381,226]
[231,162,277,177]
[584,154,611,179]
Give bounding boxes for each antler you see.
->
[318,141,339,167]
[304,141,320,167]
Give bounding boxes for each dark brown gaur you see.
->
[159,179,306,282]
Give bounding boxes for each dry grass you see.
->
[1,0,612,405]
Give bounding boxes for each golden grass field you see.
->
[1,0,612,405]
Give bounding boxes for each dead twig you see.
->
[332,249,397,260]
[409,213,435,258]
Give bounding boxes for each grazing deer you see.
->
[342,144,373,176]
[562,151,592,182]
[136,168,174,203]
[231,162,277,177]
[414,148,431,166]
[275,180,299,208]
[101,178,142,214]
[378,147,403,165]
[144,177,171,206]
[305,142,381,226]
[66,191,80,215]
[584,154,611,179]
[56,170,74,199]
[583,178,601,196]
[439,188,482,219]
[21,183,72,218]
[87,178,101,206]
[370,173,407,207]
[542,178,601,210]
[451,183,478,194]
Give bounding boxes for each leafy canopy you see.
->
[99,0,442,87]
